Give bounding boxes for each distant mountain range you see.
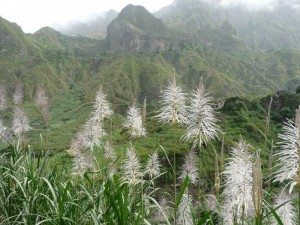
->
[55,0,300,51]
[0,0,300,108]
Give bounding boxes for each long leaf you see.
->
[175,175,189,208]
[197,211,213,225]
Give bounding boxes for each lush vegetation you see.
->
[0,79,300,224]
[1,1,300,224]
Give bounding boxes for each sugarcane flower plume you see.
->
[82,118,106,151]
[0,119,6,135]
[0,85,6,110]
[67,131,85,156]
[103,140,116,162]
[144,151,161,179]
[222,138,254,225]
[13,83,24,105]
[155,76,187,125]
[177,190,193,225]
[273,106,300,193]
[154,197,170,222]
[12,107,31,138]
[35,85,50,123]
[179,149,198,185]
[204,194,219,212]
[271,192,296,225]
[123,105,146,138]
[182,78,219,148]
[122,144,142,186]
[91,86,113,122]
[72,152,95,177]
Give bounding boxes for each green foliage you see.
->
[260,93,300,123]
[0,146,155,224]
[296,85,300,94]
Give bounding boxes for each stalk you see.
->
[141,180,144,223]
[214,149,220,198]
[174,151,177,225]
[198,134,202,200]
[252,151,263,225]
[264,97,273,146]
[267,141,274,190]
[220,132,225,181]
[297,188,300,225]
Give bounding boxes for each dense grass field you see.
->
[1,83,300,224]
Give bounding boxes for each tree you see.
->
[296,85,300,94]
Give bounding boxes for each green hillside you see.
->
[1,3,300,224]
[156,0,300,50]
[0,3,300,150]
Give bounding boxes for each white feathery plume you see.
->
[72,152,95,177]
[123,105,146,138]
[0,119,6,134]
[35,85,50,123]
[91,86,113,122]
[103,140,116,162]
[0,85,6,110]
[67,131,85,156]
[273,106,300,193]
[13,83,24,105]
[144,151,161,179]
[103,141,116,175]
[155,75,187,125]
[203,194,219,212]
[0,119,12,142]
[12,107,31,138]
[122,145,142,186]
[177,191,193,225]
[222,138,254,225]
[271,192,296,225]
[82,118,106,151]
[179,149,198,185]
[0,119,7,140]
[182,78,219,148]
[154,197,170,222]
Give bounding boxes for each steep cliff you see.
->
[106,4,180,52]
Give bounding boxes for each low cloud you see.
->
[218,0,278,10]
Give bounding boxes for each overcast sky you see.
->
[0,0,284,33]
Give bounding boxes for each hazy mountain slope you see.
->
[0,17,69,98]
[156,0,300,50]
[31,27,105,57]
[54,10,118,40]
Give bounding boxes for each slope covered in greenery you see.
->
[0,3,300,152]
[156,0,300,50]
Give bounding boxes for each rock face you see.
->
[0,17,28,52]
[106,4,179,52]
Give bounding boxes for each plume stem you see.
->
[198,133,202,200]
[174,151,177,225]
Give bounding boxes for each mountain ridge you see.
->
[105,4,181,53]
[0,2,300,104]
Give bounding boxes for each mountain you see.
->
[105,4,182,52]
[0,17,69,99]
[1,3,300,149]
[156,0,300,50]
[1,6,300,104]
[32,26,105,57]
[54,10,118,40]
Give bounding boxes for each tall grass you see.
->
[0,145,160,224]
[0,84,299,224]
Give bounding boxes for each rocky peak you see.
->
[106,4,179,52]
